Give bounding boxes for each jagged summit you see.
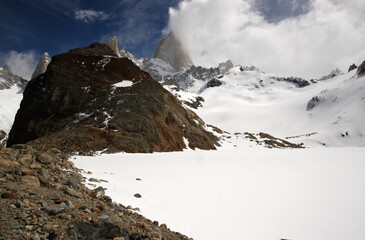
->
[154,32,193,71]
[107,36,121,57]
[218,60,234,74]
[120,48,139,65]
[31,52,51,79]
[0,64,27,90]
[319,68,344,81]
[357,60,365,75]
[7,42,218,153]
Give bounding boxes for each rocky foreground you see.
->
[0,145,191,240]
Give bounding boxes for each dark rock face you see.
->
[306,96,324,111]
[7,43,217,153]
[273,76,310,88]
[348,63,358,72]
[357,60,365,75]
[206,78,223,89]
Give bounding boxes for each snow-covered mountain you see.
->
[0,65,28,147]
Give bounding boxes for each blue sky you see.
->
[0,0,179,59]
[0,0,364,79]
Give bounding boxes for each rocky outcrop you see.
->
[31,52,51,79]
[7,42,218,153]
[319,68,343,81]
[0,145,192,240]
[0,130,6,149]
[348,63,358,72]
[357,60,365,75]
[272,76,310,88]
[0,65,27,91]
[154,32,193,71]
[218,60,234,74]
[120,48,139,65]
[140,58,177,82]
[239,65,265,73]
[107,36,121,57]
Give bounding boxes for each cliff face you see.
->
[31,52,51,80]
[7,42,218,153]
[154,32,193,71]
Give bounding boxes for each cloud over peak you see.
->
[0,50,37,80]
[169,0,365,79]
[74,9,110,23]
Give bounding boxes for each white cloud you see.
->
[74,9,110,23]
[1,50,37,80]
[169,0,365,79]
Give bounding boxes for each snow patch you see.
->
[113,80,134,88]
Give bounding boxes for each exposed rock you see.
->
[7,42,218,153]
[31,52,51,79]
[173,65,221,91]
[319,68,344,81]
[206,78,223,89]
[0,145,191,240]
[140,58,177,82]
[108,36,121,57]
[272,76,310,88]
[0,130,6,149]
[0,65,28,90]
[21,175,40,187]
[218,60,234,74]
[244,132,304,149]
[120,48,139,65]
[357,60,365,75]
[134,193,142,198]
[306,95,324,111]
[348,63,358,72]
[239,65,265,73]
[154,32,193,71]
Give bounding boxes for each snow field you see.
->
[73,147,365,240]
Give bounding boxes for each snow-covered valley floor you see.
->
[73,148,365,240]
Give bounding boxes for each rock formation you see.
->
[154,32,193,71]
[0,65,27,90]
[0,144,192,240]
[218,60,234,74]
[31,52,51,79]
[7,42,218,153]
[357,60,365,75]
[348,63,358,72]
[120,48,139,65]
[319,68,343,81]
[107,36,121,57]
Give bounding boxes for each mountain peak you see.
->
[7,42,218,153]
[108,36,121,57]
[31,52,51,79]
[154,32,193,71]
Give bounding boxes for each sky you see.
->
[0,0,364,80]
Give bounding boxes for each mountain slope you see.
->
[7,43,218,153]
[194,66,365,147]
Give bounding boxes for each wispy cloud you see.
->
[0,50,37,80]
[169,0,365,79]
[74,9,110,23]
